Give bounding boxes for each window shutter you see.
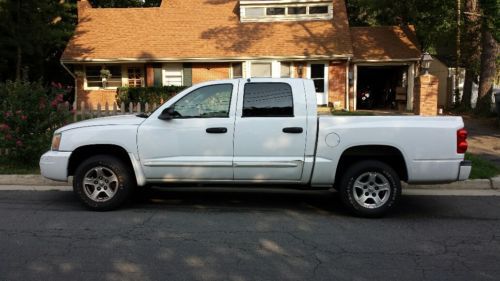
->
[183,63,192,86]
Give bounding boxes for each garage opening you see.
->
[357,66,408,110]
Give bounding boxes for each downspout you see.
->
[60,61,77,106]
[345,57,351,111]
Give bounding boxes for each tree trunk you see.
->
[15,0,22,81]
[462,70,475,109]
[15,45,22,81]
[475,27,498,113]
[461,0,481,110]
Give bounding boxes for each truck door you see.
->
[233,79,308,182]
[137,81,238,181]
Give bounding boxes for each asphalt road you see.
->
[0,188,499,281]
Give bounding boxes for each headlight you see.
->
[51,133,62,151]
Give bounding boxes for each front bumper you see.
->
[458,160,472,181]
[39,151,72,182]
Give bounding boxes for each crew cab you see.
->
[40,78,471,217]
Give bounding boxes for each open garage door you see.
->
[356,66,408,110]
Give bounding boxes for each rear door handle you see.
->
[206,127,228,134]
[282,127,303,134]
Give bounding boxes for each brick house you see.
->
[62,0,421,111]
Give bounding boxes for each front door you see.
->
[137,82,238,182]
[309,63,328,105]
[233,80,308,182]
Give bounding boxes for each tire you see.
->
[73,155,136,211]
[339,160,401,218]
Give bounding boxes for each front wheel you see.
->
[339,160,401,217]
[73,155,135,211]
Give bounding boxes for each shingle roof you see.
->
[350,26,421,62]
[62,0,353,62]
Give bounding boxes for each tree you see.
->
[475,0,498,114]
[0,0,75,82]
[346,0,457,59]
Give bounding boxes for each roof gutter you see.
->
[352,58,421,63]
[61,54,355,64]
[345,57,351,111]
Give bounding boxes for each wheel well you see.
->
[334,145,408,186]
[67,145,133,176]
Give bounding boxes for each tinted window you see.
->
[174,84,233,118]
[243,83,293,117]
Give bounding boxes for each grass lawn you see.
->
[465,153,500,179]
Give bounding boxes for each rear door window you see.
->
[242,83,294,117]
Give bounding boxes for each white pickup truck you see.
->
[40,78,471,217]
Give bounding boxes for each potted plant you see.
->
[100,68,112,88]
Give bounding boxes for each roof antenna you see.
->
[247,78,251,83]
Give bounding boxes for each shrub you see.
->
[0,80,71,166]
[116,86,187,106]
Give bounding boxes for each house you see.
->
[62,0,422,111]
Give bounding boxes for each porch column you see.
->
[407,63,415,111]
[414,74,438,116]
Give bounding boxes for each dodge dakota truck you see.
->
[40,78,471,217]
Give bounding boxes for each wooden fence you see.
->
[69,101,160,121]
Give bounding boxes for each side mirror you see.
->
[158,107,175,120]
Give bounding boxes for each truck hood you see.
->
[56,115,146,133]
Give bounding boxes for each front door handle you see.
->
[206,127,228,134]
[283,127,303,134]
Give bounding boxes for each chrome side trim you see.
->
[144,161,233,167]
[233,161,302,168]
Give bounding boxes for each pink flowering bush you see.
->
[0,80,71,165]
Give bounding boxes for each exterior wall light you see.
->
[420,52,433,75]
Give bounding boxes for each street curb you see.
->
[402,179,493,190]
[0,174,497,190]
[492,176,500,189]
[0,175,72,186]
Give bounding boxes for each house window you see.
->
[232,63,243,78]
[243,83,294,117]
[266,7,285,15]
[280,62,291,78]
[245,7,265,17]
[309,6,329,14]
[127,67,143,88]
[251,62,272,77]
[85,65,122,88]
[240,2,333,22]
[85,66,102,88]
[288,6,306,15]
[164,64,183,86]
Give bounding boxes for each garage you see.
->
[351,26,422,111]
[356,66,408,110]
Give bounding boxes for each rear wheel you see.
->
[339,160,401,217]
[73,155,135,211]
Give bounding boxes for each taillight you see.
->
[457,128,468,154]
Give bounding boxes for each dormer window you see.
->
[240,0,333,22]
[266,7,285,15]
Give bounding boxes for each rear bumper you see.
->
[39,151,71,182]
[458,160,472,181]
